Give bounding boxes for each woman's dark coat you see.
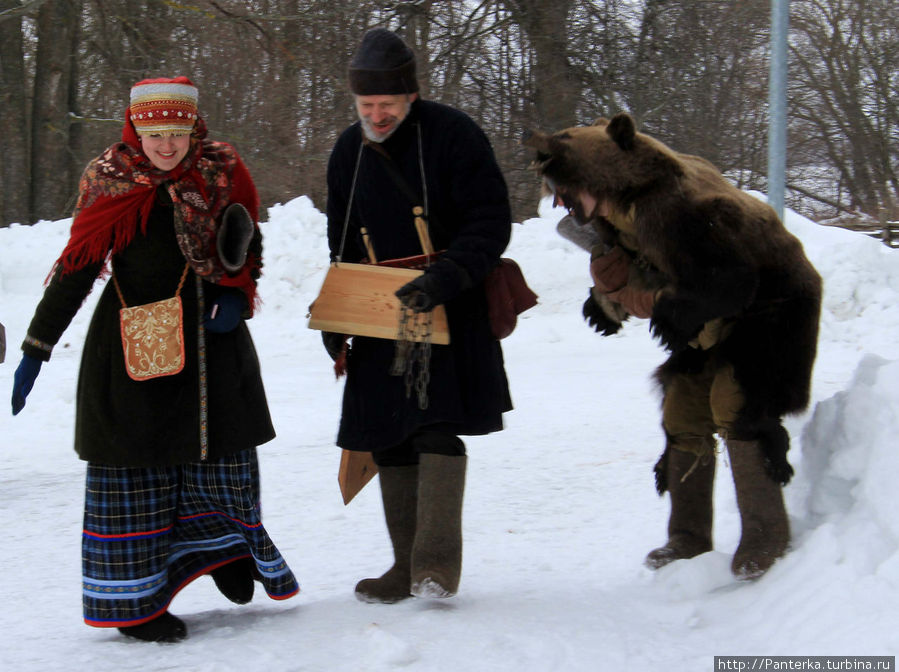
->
[22,191,275,467]
[326,98,513,453]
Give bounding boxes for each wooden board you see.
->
[338,449,379,505]
[308,262,450,344]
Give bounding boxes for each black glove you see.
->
[395,274,439,313]
[395,258,473,314]
[583,290,623,336]
[322,332,346,361]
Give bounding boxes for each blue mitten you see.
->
[12,354,42,415]
[204,292,245,333]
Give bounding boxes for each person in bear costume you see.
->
[523,113,822,579]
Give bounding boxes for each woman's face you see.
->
[138,132,191,171]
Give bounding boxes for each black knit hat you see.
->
[349,28,419,95]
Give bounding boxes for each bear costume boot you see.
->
[727,439,790,579]
[410,453,466,598]
[645,444,715,569]
[355,465,419,603]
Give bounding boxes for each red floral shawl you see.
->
[54,111,262,311]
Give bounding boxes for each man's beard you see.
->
[360,102,411,143]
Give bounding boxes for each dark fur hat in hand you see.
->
[349,28,419,95]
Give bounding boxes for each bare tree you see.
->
[3,0,897,234]
[789,0,899,221]
[0,0,30,226]
[30,0,81,221]
[624,0,771,175]
[501,0,578,131]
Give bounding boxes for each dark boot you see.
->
[411,454,466,598]
[210,556,255,604]
[727,438,790,580]
[355,465,419,603]
[645,444,715,569]
[118,612,187,643]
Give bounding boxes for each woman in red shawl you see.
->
[10,77,298,642]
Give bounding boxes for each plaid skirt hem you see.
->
[82,450,299,628]
[84,553,300,628]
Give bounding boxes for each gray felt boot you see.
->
[355,465,419,603]
[410,453,466,598]
[727,439,790,580]
[645,444,716,569]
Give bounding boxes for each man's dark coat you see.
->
[326,98,513,453]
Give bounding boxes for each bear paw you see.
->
[649,295,705,351]
[583,290,626,336]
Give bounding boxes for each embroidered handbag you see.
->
[114,263,190,381]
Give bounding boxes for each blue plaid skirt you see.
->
[82,449,298,627]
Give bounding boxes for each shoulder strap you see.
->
[368,141,423,208]
[363,134,436,255]
[112,262,190,308]
[336,140,365,263]
[365,126,449,256]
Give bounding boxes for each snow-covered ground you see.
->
[1,194,897,671]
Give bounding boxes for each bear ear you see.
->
[522,129,566,170]
[522,129,573,165]
[607,113,636,151]
[521,129,551,153]
[591,117,610,127]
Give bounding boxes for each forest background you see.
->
[1,0,897,235]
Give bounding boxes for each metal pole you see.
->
[767,0,789,221]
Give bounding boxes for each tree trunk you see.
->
[504,0,578,131]
[30,0,81,222]
[0,0,30,226]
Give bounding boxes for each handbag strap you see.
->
[336,141,365,263]
[112,261,191,308]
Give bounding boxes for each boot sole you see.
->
[411,577,456,598]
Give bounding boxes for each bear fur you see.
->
[524,113,822,477]
[524,113,823,575]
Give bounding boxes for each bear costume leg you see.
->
[355,465,419,603]
[726,438,790,580]
[645,443,715,569]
